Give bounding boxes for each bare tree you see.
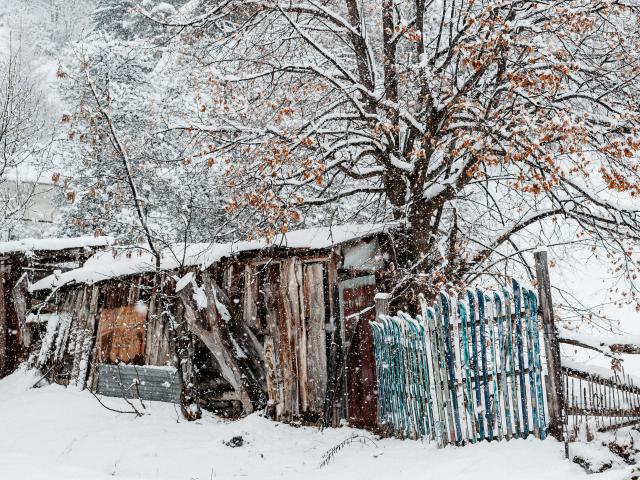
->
[82,61,203,420]
[0,47,49,239]
[152,0,640,308]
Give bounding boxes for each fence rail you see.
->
[370,279,548,446]
[369,252,639,450]
[563,366,640,435]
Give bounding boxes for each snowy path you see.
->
[0,370,631,480]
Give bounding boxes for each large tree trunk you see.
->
[176,271,266,414]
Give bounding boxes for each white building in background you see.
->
[0,175,62,241]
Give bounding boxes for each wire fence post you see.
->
[534,249,567,455]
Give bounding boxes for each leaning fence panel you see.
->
[370,280,549,446]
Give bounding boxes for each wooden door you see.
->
[97,306,146,365]
[340,276,378,428]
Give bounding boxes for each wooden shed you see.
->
[0,236,113,377]
[27,224,393,427]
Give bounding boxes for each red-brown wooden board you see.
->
[97,306,146,365]
[341,278,378,428]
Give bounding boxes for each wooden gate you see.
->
[370,280,548,446]
[340,276,378,428]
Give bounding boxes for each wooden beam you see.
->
[610,344,640,354]
[558,338,615,358]
[534,250,566,442]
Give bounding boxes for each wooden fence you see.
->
[370,280,547,446]
[563,366,640,436]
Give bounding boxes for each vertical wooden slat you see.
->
[512,279,530,438]
[485,294,502,440]
[434,300,455,444]
[448,295,464,443]
[477,290,493,440]
[69,286,88,385]
[77,285,101,389]
[494,292,513,440]
[292,260,308,414]
[264,263,285,418]
[322,258,343,427]
[503,287,522,438]
[467,290,485,440]
[458,298,477,443]
[303,263,328,415]
[523,289,539,438]
[529,289,547,438]
[423,302,447,446]
[243,264,258,328]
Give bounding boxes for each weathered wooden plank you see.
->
[322,258,344,427]
[0,271,7,376]
[293,259,308,413]
[422,300,447,446]
[303,262,327,414]
[144,289,171,367]
[11,272,29,348]
[243,264,258,328]
[534,250,565,441]
[69,286,89,385]
[467,290,485,440]
[502,287,521,438]
[263,263,284,417]
[277,258,299,419]
[494,292,513,440]
[97,305,146,365]
[458,298,478,443]
[439,294,462,444]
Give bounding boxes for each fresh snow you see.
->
[193,283,208,311]
[0,368,631,480]
[0,236,113,255]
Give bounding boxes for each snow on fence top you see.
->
[30,223,388,292]
[0,236,114,255]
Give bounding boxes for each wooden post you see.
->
[0,268,7,377]
[534,250,566,444]
[375,293,391,320]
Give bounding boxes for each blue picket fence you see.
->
[370,279,548,446]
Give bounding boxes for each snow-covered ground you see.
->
[0,369,635,480]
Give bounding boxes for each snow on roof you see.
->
[267,223,388,250]
[30,224,389,292]
[0,236,114,255]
